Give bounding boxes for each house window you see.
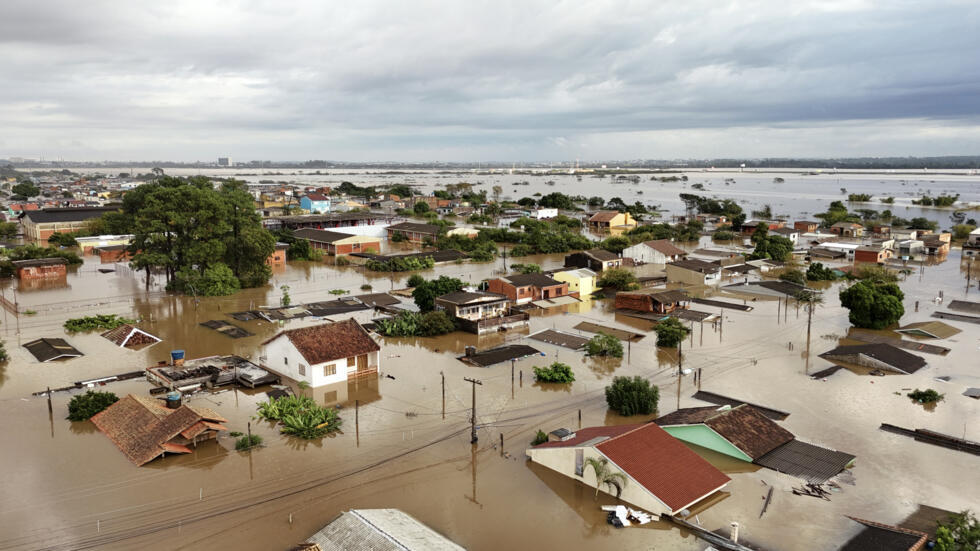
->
[298,364,306,376]
[575,449,584,476]
[324,364,336,377]
[347,357,356,368]
[284,357,288,366]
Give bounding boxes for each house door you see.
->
[356,354,368,372]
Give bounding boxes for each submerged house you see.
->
[262,319,381,387]
[664,259,722,286]
[587,211,637,233]
[23,337,83,362]
[564,249,622,272]
[434,291,528,335]
[614,289,689,314]
[294,228,382,256]
[550,268,597,298]
[91,394,228,466]
[297,509,466,551]
[386,222,442,243]
[819,343,927,374]
[12,258,67,280]
[487,273,569,304]
[527,423,731,518]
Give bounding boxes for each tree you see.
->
[778,268,806,285]
[806,262,837,281]
[280,285,291,307]
[491,185,503,202]
[935,511,979,551]
[413,201,430,215]
[510,263,541,274]
[597,268,638,291]
[605,376,659,416]
[412,276,465,311]
[532,362,576,383]
[600,236,630,254]
[0,340,8,362]
[839,280,904,329]
[0,222,18,240]
[748,225,794,261]
[47,232,78,247]
[583,457,628,498]
[12,182,39,198]
[655,317,690,347]
[537,192,575,210]
[407,274,425,287]
[585,333,623,358]
[67,391,119,421]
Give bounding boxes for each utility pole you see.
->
[464,377,483,443]
[676,334,683,410]
[441,371,445,419]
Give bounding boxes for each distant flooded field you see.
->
[1,178,979,549]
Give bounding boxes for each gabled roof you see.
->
[91,395,227,466]
[595,423,731,512]
[841,517,928,551]
[819,343,927,374]
[294,228,363,243]
[832,221,864,228]
[101,324,161,348]
[304,193,330,202]
[668,259,721,274]
[589,210,621,222]
[640,239,687,256]
[436,291,508,305]
[387,222,441,234]
[656,404,795,460]
[895,321,961,339]
[502,273,562,288]
[264,319,380,366]
[305,509,465,551]
[582,248,619,261]
[23,338,83,362]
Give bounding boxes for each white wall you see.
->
[623,243,666,264]
[263,336,350,388]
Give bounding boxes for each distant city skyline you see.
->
[2,1,979,162]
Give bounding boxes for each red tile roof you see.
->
[589,211,620,222]
[596,423,731,512]
[265,318,380,366]
[642,239,687,257]
[657,404,795,460]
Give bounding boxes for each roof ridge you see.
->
[595,422,653,446]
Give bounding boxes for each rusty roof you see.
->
[100,324,161,348]
[596,423,731,512]
[841,517,928,551]
[265,319,380,366]
[91,395,227,466]
[654,406,724,426]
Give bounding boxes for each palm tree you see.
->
[584,457,628,498]
[795,290,824,374]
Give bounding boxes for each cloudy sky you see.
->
[2,0,979,162]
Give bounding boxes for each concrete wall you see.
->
[665,265,720,286]
[552,271,595,297]
[263,337,379,387]
[623,243,668,265]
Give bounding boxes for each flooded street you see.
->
[1,177,979,550]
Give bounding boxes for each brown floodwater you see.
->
[0,246,977,550]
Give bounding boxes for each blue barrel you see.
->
[171,350,185,362]
[166,391,182,409]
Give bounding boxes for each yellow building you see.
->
[588,211,637,234]
[552,268,597,298]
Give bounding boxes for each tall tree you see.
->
[583,457,628,498]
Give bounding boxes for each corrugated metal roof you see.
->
[528,329,589,349]
[754,439,855,483]
[305,509,465,551]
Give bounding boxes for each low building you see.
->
[386,222,442,243]
[622,239,687,265]
[895,321,961,339]
[812,241,859,260]
[809,247,848,261]
[771,227,800,244]
[531,207,558,219]
[295,229,381,255]
[91,394,228,466]
[891,227,924,241]
[664,259,721,286]
[871,224,892,237]
[741,220,785,236]
[20,207,120,244]
[588,211,637,233]
[299,193,331,214]
[75,234,134,254]
[488,273,569,304]
[854,246,892,264]
[963,227,980,257]
[921,233,951,256]
[819,343,927,374]
[12,258,67,279]
[841,517,928,551]
[266,242,289,266]
[615,289,689,314]
[550,268,597,298]
[897,239,924,257]
[434,291,528,335]
[296,509,466,551]
[527,423,731,518]
[93,244,131,263]
[794,221,820,233]
[655,404,794,462]
[830,222,865,238]
[564,249,622,272]
[262,319,381,388]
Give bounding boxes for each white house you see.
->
[771,227,800,244]
[262,319,380,388]
[532,208,558,220]
[622,239,687,265]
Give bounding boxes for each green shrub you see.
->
[712,230,735,241]
[585,333,623,358]
[510,263,541,274]
[0,341,7,362]
[67,391,118,421]
[532,430,548,446]
[655,317,690,347]
[235,434,263,450]
[229,431,243,437]
[605,376,659,416]
[839,280,904,329]
[256,395,342,439]
[360,284,373,291]
[374,310,456,337]
[532,362,575,383]
[597,268,638,291]
[407,274,425,287]
[907,389,944,404]
[365,256,435,272]
[806,262,837,281]
[64,314,136,333]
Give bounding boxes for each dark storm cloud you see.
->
[1,0,978,160]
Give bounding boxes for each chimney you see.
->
[730,522,739,543]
